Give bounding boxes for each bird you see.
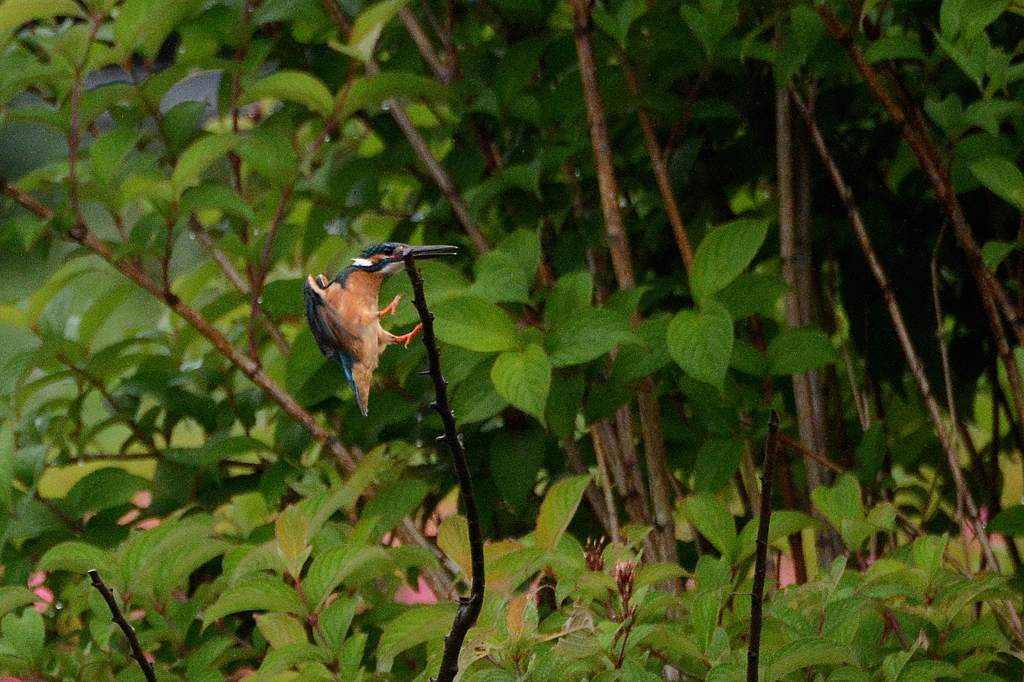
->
[304,242,458,416]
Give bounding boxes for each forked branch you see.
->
[404,255,484,682]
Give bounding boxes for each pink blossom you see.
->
[395,576,438,605]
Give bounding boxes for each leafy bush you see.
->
[1,0,1023,679]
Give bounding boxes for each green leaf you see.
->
[340,72,446,117]
[491,344,551,422]
[969,157,1024,209]
[693,438,743,493]
[90,125,138,183]
[767,327,837,375]
[114,0,204,60]
[547,308,641,367]
[255,612,308,649]
[765,638,851,679]
[437,514,473,579]
[0,609,43,665]
[690,218,770,301]
[376,603,455,672]
[61,468,147,519]
[490,429,544,510]
[0,588,36,622]
[545,271,593,326]
[243,70,334,118]
[334,0,410,63]
[0,0,84,30]
[990,505,1024,535]
[685,493,737,559]
[667,300,734,389]
[535,474,590,550]
[302,544,389,607]
[181,184,255,223]
[470,250,531,303]
[812,474,874,550]
[714,272,788,320]
[433,296,518,352]
[38,542,117,579]
[203,575,306,626]
[172,134,239,197]
[275,505,310,579]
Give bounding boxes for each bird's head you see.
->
[348,242,458,277]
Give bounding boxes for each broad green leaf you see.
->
[490,428,544,510]
[690,218,770,300]
[243,70,334,118]
[693,438,743,493]
[0,588,35,622]
[38,542,117,579]
[340,72,446,117]
[547,308,641,367]
[685,493,737,559]
[275,505,310,579]
[154,538,231,598]
[714,272,788,320]
[470,250,531,303]
[203,575,306,626]
[765,638,851,679]
[255,612,308,649]
[90,125,138,183]
[545,271,593,326]
[970,157,1024,209]
[491,344,551,422]
[165,436,271,469]
[114,0,204,60]
[990,504,1024,535]
[433,296,518,352]
[767,327,838,375]
[812,474,874,550]
[172,133,239,197]
[181,184,255,223]
[61,468,147,519]
[376,603,455,672]
[452,361,508,424]
[0,608,43,665]
[736,510,816,563]
[535,474,590,550]
[667,300,734,389]
[302,544,389,607]
[437,514,473,579]
[0,0,83,30]
[334,0,409,63]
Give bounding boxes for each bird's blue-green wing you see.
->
[304,279,367,415]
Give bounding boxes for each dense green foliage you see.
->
[1,0,1024,679]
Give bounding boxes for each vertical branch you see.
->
[569,0,677,567]
[404,256,483,682]
[88,569,157,682]
[747,410,781,682]
[776,79,841,567]
[791,90,1024,642]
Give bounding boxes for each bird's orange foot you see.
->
[379,294,401,317]
[392,323,423,348]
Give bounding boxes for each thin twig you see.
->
[88,569,157,682]
[620,57,694,270]
[747,410,781,682]
[404,255,484,682]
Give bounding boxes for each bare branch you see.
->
[747,410,781,682]
[88,569,157,682]
[404,255,483,682]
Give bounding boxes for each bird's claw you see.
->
[379,294,401,317]
[393,322,423,348]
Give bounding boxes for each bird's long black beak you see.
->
[404,244,458,260]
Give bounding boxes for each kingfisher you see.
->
[304,242,458,416]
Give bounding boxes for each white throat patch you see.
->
[351,257,374,267]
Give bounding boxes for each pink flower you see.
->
[395,576,438,605]
[27,571,52,613]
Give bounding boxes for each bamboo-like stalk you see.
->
[790,89,1024,643]
[404,255,484,682]
[569,0,678,567]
